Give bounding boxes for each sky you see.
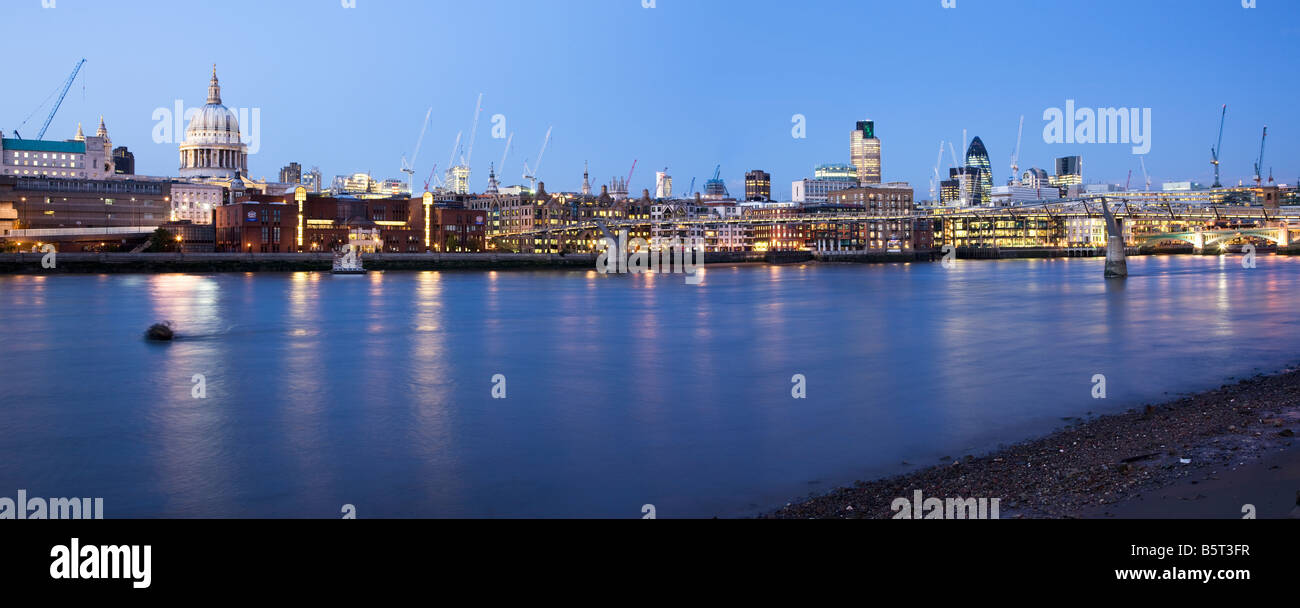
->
[1,0,1297,199]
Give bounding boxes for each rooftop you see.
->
[1,138,87,155]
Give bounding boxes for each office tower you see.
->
[964,137,993,206]
[745,169,771,201]
[850,120,882,184]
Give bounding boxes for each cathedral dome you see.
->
[185,67,241,145]
[178,65,249,180]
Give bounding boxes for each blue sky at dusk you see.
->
[1,0,1296,198]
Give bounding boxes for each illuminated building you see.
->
[0,175,170,231]
[824,184,914,251]
[850,121,882,184]
[170,181,223,224]
[814,164,859,181]
[941,167,982,206]
[745,169,771,202]
[278,162,302,184]
[964,137,993,206]
[1021,167,1052,189]
[655,169,672,199]
[2,119,115,179]
[179,67,247,179]
[447,165,470,195]
[214,192,484,253]
[794,165,860,205]
[1051,156,1082,187]
[112,147,134,176]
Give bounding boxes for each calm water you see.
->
[2,256,1298,518]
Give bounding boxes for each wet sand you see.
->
[769,369,1300,519]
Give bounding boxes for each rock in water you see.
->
[146,322,174,341]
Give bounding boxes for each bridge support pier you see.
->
[1278,226,1291,249]
[1101,200,1127,278]
[1191,230,1206,254]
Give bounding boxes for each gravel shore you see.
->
[768,368,1300,519]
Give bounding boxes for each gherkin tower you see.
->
[964,137,993,206]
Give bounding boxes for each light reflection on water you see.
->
[1,255,1298,518]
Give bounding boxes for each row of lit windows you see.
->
[7,152,79,160]
[9,160,82,168]
[3,169,86,177]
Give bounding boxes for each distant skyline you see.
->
[1,0,1297,198]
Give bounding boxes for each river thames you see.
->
[1,255,1297,517]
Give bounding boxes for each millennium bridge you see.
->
[490,198,1300,253]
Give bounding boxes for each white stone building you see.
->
[178,67,248,179]
[1,118,115,179]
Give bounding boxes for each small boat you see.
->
[331,248,367,275]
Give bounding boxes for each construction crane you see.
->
[462,93,484,170]
[423,163,440,192]
[1254,126,1268,187]
[400,106,432,195]
[948,129,968,204]
[626,159,638,195]
[1210,104,1227,188]
[1010,115,1024,185]
[14,58,86,140]
[1139,156,1151,192]
[930,140,945,201]
[497,132,514,178]
[686,177,696,197]
[521,126,553,192]
[441,131,462,191]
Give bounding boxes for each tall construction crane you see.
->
[442,131,462,191]
[1210,104,1227,188]
[497,131,514,178]
[930,140,945,201]
[1009,115,1024,185]
[1140,156,1151,192]
[686,177,696,197]
[14,58,86,140]
[1254,126,1268,187]
[400,106,432,194]
[423,163,440,192]
[626,159,638,195]
[948,129,968,204]
[462,93,484,170]
[521,126,553,192]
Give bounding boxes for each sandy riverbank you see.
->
[768,368,1300,519]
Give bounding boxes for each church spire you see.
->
[582,160,591,195]
[486,162,499,195]
[207,64,222,105]
[96,115,108,138]
[74,123,85,141]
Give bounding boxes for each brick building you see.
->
[214,192,485,253]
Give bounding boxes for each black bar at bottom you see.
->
[0,519,1285,596]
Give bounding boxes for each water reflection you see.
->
[3,256,1300,517]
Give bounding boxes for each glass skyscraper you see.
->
[964,137,993,206]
